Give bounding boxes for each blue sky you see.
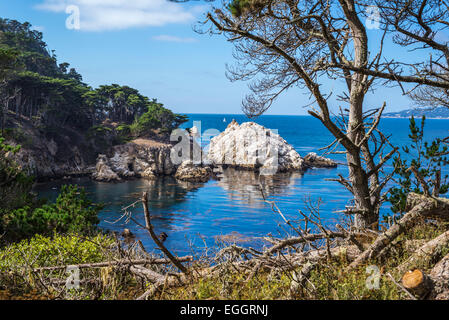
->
[0,0,430,115]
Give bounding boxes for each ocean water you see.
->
[34,115,449,255]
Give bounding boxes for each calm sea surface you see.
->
[34,115,449,255]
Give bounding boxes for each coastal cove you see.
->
[34,114,449,255]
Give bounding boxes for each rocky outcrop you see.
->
[303,152,337,168]
[208,120,306,174]
[174,160,213,183]
[92,140,176,182]
[92,155,120,182]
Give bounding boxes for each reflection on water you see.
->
[34,166,349,255]
[217,168,304,206]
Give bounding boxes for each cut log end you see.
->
[402,270,424,289]
[402,269,432,298]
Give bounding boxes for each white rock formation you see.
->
[92,123,338,182]
[207,120,305,174]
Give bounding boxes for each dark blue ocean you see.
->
[35,115,449,255]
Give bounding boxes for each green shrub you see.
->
[0,232,114,270]
[386,116,449,218]
[127,100,187,138]
[2,127,33,148]
[0,232,117,298]
[0,135,34,217]
[3,185,103,241]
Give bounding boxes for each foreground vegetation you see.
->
[0,199,448,300]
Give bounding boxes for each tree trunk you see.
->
[340,0,376,230]
[397,230,449,274]
[401,254,449,300]
[348,193,449,270]
[429,253,449,299]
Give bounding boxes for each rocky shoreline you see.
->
[91,120,338,184]
[9,118,337,183]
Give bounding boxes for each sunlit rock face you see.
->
[92,154,120,182]
[174,160,213,183]
[207,120,305,174]
[92,141,175,182]
[92,122,338,182]
[303,152,337,168]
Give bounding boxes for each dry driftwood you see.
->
[397,230,449,275]
[33,257,194,272]
[348,193,449,270]
[428,253,449,300]
[289,245,362,267]
[133,266,218,300]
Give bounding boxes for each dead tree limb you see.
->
[33,257,193,272]
[428,253,449,300]
[142,192,188,274]
[348,193,449,270]
[397,230,449,275]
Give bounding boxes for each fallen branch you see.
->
[33,257,193,272]
[428,253,449,300]
[397,230,449,275]
[348,193,449,270]
[262,231,372,257]
[142,192,188,274]
[387,272,417,300]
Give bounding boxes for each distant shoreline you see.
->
[383,116,449,120]
[183,113,449,119]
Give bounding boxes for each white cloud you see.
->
[152,34,198,43]
[36,0,205,31]
[32,25,46,32]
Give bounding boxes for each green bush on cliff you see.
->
[0,135,34,215]
[1,136,102,241]
[3,185,103,241]
[119,100,188,139]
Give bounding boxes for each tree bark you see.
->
[348,193,449,270]
[428,253,449,300]
[339,0,377,229]
[397,230,449,275]
[400,254,449,300]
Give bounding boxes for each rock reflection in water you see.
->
[216,168,304,206]
[136,176,204,209]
